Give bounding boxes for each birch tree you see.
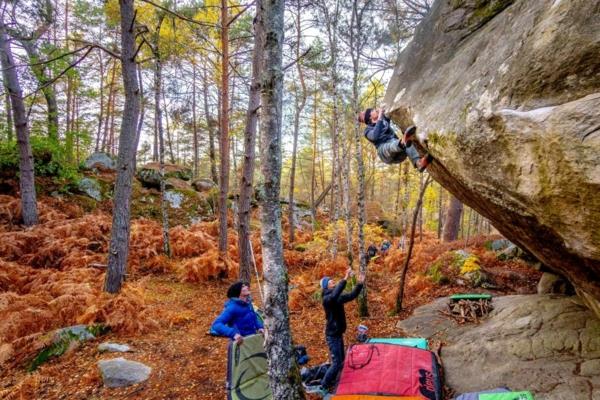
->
[259,0,304,396]
[0,11,38,226]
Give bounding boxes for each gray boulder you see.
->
[55,325,96,342]
[164,191,184,209]
[98,343,132,353]
[98,357,151,388]
[191,178,216,192]
[384,0,600,314]
[537,272,569,295]
[77,177,102,201]
[398,295,600,399]
[136,162,193,189]
[83,152,116,172]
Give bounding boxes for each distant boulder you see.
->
[191,178,216,192]
[136,163,193,189]
[83,153,116,172]
[77,177,102,201]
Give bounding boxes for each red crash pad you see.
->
[335,343,441,400]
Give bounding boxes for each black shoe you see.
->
[403,125,417,146]
[417,154,434,172]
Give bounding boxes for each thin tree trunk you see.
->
[287,1,307,246]
[104,0,140,293]
[102,64,117,154]
[218,0,231,257]
[4,89,12,141]
[238,0,263,283]
[418,173,424,241]
[134,63,145,169]
[95,53,105,152]
[161,89,176,164]
[395,175,432,313]
[400,162,410,251]
[192,60,199,178]
[437,184,444,239]
[152,23,170,257]
[350,0,369,316]
[202,67,218,184]
[0,21,38,226]
[310,89,318,229]
[259,0,304,396]
[464,207,473,248]
[442,194,463,242]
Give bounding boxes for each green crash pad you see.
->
[227,334,272,400]
[450,293,492,301]
[479,392,534,400]
[367,337,428,350]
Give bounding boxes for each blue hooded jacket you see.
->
[210,298,264,339]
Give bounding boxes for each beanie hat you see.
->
[227,281,246,298]
[364,108,373,125]
[320,277,331,290]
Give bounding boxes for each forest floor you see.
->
[0,194,541,399]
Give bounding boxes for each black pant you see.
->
[321,335,345,389]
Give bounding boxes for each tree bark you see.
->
[95,53,105,152]
[310,89,318,229]
[287,0,307,246]
[219,0,231,257]
[152,19,171,257]
[238,0,263,283]
[395,175,432,313]
[442,194,463,242]
[104,0,140,293]
[4,89,12,141]
[202,67,219,184]
[259,0,304,397]
[192,60,199,178]
[0,21,38,226]
[350,0,369,317]
[437,183,444,239]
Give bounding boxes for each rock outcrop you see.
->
[398,295,600,399]
[384,0,600,311]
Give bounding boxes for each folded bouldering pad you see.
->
[367,338,428,350]
[449,294,492,302]
[227,334,272,400]
[335,343,442,400]
[456,388,510,400]
[331,395,424,399]
[479,392,534,400]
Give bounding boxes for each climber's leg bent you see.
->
[403,125,417,146]
[377,139,407,164]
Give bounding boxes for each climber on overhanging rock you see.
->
[358,107,433,171]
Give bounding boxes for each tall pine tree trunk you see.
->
[238,0,263,283]
[287,0,307,246]
[0,21,38,226]
[350,0,368,316]
[259,0,304,397]
[104,0,140,293]
[219,0,231,257]
[95,54,105,152]
[442,195,463,242]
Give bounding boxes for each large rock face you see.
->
[398,295,600,399]
[384,0,600,309]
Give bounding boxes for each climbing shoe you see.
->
[403,125,417,146]
[417,154,434,172]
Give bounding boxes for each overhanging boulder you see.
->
[384,0,600,311]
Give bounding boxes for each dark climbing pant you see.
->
[376,139,421,165]
[321,335,345,390]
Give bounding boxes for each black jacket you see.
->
[322,280,364,337]
[363,116,398,147]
